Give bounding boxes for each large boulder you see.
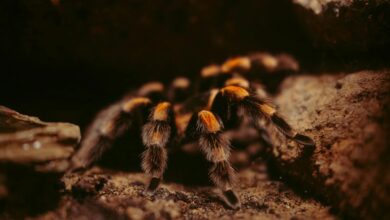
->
[270,70,390,219]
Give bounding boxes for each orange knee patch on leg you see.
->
[201,64,221,78]
[198,110,221,133]
[122,97,151,112]
[259,103,276,116]
[260,54,278,71]
[153,102,171,121]
[225,77,250,89]
[138,82,164,96]
[221,86,250,100]
[221,57,251,73]
[172,77,190,89]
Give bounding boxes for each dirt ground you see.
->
[31,165,335,220]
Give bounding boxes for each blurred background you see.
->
[1,0,389,129]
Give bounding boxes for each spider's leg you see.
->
[136,81,166,102]
[199,64,233,92]
[224,75,250,89]
[168,77,191,103]
[198,52,299,92]
[224,74,270,102]
[223,77,276,146]
[256,124,274,148]
[211,85,315,147]
[248,99,315,146]
[70,81,167,172]
[185,110,240,209]
[141,102,176,192]
[70,97,152,171]
[221,52,299,74]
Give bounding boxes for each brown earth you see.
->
[37,166,334,220]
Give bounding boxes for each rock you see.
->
[0,106,80,172]
[293,0,390,55]
[270,70,390,219]
[0,106,81,218]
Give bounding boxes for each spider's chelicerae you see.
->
[69,52,315,209]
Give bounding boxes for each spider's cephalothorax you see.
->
[69,52,315,209]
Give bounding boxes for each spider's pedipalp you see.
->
[193,110,240,209]
[141,101,175,192]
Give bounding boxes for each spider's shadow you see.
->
[97,129,212,187]
[165,150,212,186]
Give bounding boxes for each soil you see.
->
[36,166,335,220]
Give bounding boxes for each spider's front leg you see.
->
[185,110,240,209]
[211,85,315,147]
[141,102,176,192]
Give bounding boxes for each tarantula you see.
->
[69,52,315,209]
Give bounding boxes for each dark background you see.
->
[1,0,389,128]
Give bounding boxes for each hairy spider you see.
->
[69,52,315,209]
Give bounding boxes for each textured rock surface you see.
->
[0,106,81,217]
[293,0,390,55]
[271,70,390,219]
[0,106,80,171]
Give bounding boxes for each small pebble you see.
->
[33,141,42,149]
